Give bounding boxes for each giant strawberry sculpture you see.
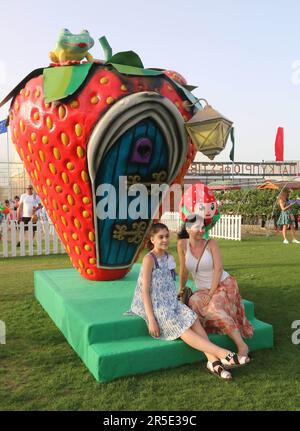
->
[0,33,202,281]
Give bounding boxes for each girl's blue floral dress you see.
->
[125,252,197,340]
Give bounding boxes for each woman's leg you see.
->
[227,329,249,356]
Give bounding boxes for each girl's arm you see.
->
[279,198,294,211]
[208,239,224,298]
[141,255,160,337]
[177,239,189,292]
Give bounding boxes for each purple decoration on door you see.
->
[131,137,153,164]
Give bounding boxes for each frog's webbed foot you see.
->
[85,52,94,62]
[49,51,59,63]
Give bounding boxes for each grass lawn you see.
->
[0,234,300,411]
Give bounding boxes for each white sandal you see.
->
[220,352,250,369]
[207,360,232,380]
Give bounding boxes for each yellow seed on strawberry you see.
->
[90,95,99,104]
[35,160,41,171]
[63,232,68,241]
[20,120,25,133]
[46,178,52,186]
[72,233,78,240]
[53,148,61,160]
[39,150,45,162]
[74,218,81,229]
[81,171,89,183]
[100,77,109,84]
[49,163,57,174]
[88,231,95,241]
[58,105,66,119]
[45,103,51,109]
[66,162,74,170]
[25,90,30,97]
[28,142,33,154]
[82,197,90,204]
[42,136,49,145]
[121,85,128,92]
[73,183,81,195]
[76,146,85,158]
[84,244,91,251]
[46,116,53,129]
[106,96,114,105]
[33,111,40,121]
[13,128,18,139]
[34,170,39,180]
[82,211,89,218]
[86,268,93,275]
[52,199,58,210]
[75,124,82,137]
[62,205,69,212]
[61,132,69,146]
[75,246,80,255]
[89,258,96,265]
[14,101,19,111]
[62,172,69,184]
[67,195,74,205]
[56,185,63,193]
[78,259,84,268]
[42,185,48,195]
[70,100,79,108]
[66,245,71,253]
[31,132,37,142]
[35,89,41,98]
[61,216,67,226]
[26,155,31,162]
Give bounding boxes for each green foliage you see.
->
[215,189,300,223]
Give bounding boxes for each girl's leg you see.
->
[189,319,219,363]
[180,323,231,360]
[290,222,298,240]
[282,225,287,241]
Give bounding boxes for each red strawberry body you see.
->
[9,65,196,280]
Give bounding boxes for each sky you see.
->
[0,0,300,163]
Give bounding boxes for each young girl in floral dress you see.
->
[127,223,250,380]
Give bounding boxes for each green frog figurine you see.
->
[49,29,94,64]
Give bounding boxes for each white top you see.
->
[20,193,41,218]
[185,240,229,290]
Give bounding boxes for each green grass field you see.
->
[0,234,300,411]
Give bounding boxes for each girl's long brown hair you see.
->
[146,223,169,250]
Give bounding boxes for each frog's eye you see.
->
[61,28,71,34]
[81,29,89,34]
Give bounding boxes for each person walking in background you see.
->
[277,189,300,244]
[16,185,42,246]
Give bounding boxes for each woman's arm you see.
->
[177,239,189,292]
[208,239,224,298]
[141,255,160,337]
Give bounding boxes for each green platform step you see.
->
[34,265,273,382]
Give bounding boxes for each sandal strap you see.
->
[224,352,239,365]
[211,360,224,377]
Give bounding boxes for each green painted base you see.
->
[34,265,273,382]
